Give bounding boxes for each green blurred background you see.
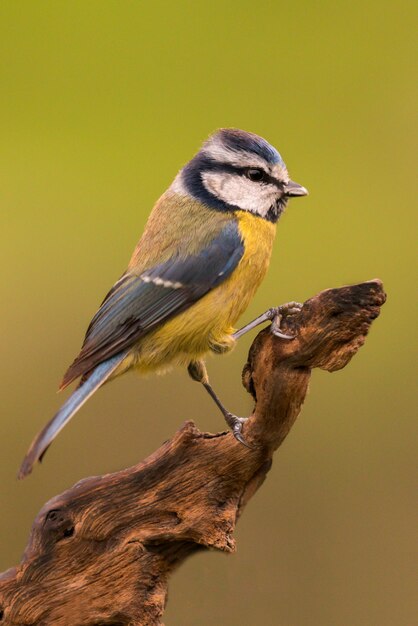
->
[0,1,416,624]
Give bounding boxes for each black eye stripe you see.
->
[197,158,284,189]
[246,168,265,181]
[243,167,284,188]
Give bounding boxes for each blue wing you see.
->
[61,220,244,387]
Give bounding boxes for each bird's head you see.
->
[172,128,308,222]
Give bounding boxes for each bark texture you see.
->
[0,280,386,625]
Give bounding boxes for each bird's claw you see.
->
[271,327,295,340]
[225,414,255,449]
[269,301,303,340]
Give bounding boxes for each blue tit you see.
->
[19,128,308,478]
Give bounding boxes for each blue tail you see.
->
[18,351,128,479]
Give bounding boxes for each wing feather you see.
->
[61,220,243,387]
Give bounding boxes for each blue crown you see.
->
[217,128,284,167]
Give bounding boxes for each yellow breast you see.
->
[130,211,276,374]
[205,210,276,336]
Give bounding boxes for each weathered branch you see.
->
[0,280,386,625]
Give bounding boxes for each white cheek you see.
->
[202,172,277,216]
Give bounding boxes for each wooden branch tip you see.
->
[0,279,386,625]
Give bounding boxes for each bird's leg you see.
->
[187,302,302,446]
[187,360,253,448]
[233,301,303,340]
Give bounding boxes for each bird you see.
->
[18,128,308,478]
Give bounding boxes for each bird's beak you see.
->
[284,180,308,197]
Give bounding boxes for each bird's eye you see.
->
[246,168,265,182]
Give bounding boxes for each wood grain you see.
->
[0,280,386,625]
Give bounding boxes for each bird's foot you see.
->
[223,413,255,448]
[267,301,303,339]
